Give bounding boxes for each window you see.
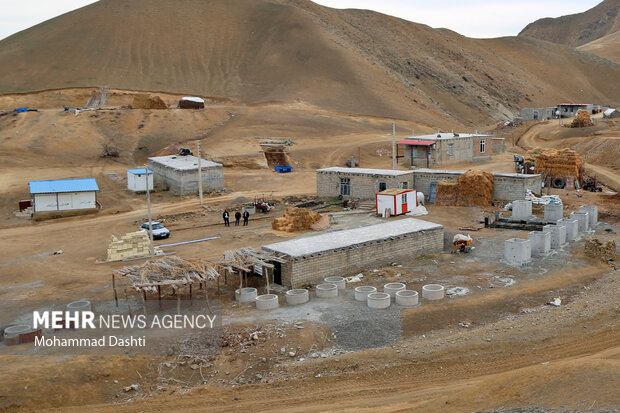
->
[379,182,387,191]
[340,178,351,196]
[402,182,408,189]
[401,194,407,204]
[480,140,486,154]
[448,143,454,156]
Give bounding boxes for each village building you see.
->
[262,218,444,287]
[396,132,503,168]
[29,178,99,215]
[521,107,557,121]
[147,155,223,195]
[316,167,412,199]
[603,108,619,119]
[126,168,153,192]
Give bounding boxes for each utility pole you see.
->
[145,164,154,256]
[197,140,203,205]
[392,122,396,169]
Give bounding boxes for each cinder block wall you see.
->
[148,161,224,195]
[280,227,443,287]
[492,175,542,200]
[316,172,413,200]
[411,171,462,195]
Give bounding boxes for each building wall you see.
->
[316,171,413,200]
[34,192,96,212]
[411,170,462,196]
[279,227,443,286]
[435,138,474,165]
[148,161,224,195]
[127,172,153,192]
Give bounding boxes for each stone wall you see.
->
[280,227,443,287]
[316,171,412,200]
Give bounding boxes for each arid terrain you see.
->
[0,0,619,412]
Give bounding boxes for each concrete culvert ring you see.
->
[396,290,419,307]
[422,284,445,300]
[67,300,92,311]
[285,289,309,305]
[367,292,391,309]
[3,325,32,338]
[235,287,258,303]
[3,324,41,346]
[316,283,339,298]
[384,282,406,297]
[354,286,377,301]
[255,294,279,310]
[323,276,346,290]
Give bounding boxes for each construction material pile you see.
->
[272,208,324,232]
[107,231,163,262]
[113,256,219,293]
[435,170,494,207]
[584,238,616,265]
[570,110,594,128]
[526,148,584,181]
[132,94,168,109]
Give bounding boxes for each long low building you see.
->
[262,218,443,287]
[29,178,99,214]
[316,167,542,201]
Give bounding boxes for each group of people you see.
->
[222,209,250,227]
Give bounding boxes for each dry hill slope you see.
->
[519,0,620,47]
[578,30,620,63]
[0,0,619,125]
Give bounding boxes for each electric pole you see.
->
[392,122,396,169]
[145,164,154,256]
[197,140,203,205]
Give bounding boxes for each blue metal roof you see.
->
[29,178,99,194]
[127,168,153,175]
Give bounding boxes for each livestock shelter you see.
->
[376,189,417,216]
[262,218,444,287]
[126,168,153,192]
[316,167,413,200]
[178,97,205,109]
[396,132,502,167]
[29,178,99,214]
[147,155,223,195]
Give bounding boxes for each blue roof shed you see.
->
[127,168,153,175]
[29,178,99,194]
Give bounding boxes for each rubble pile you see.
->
[526,148,584,180]
[272,208,325,232]
[584,238,616,265]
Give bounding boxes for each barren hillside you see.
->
[578,30,620,63]
[0,0,619,127]
[519,0,620,47]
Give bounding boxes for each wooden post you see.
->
[112,274,118,307]
[217,277,221,296]
[158,285,161,301]
[189,284,193,300]
[265,265,270,294]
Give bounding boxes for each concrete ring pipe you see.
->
[3,325,41,346]
[354,286,377,301]
[384,282,406,297]
[367,292,391,309]
[422,284,445,300]
[396,290,419,307]
[323,276,346,290]
[235,287,258,303]
[67,300,92,312]
[255,294,279,310]
[285,289,309,305]
[316,283,338,298]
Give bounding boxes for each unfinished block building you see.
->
[148,155,223,195]
[262,218,443,287]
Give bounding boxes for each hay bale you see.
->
[526,147,584,181]
[570,110,594,128]
[434,181,458,206]
[457,170,494,207]
[272,208,323,232]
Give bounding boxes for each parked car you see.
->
[138,221,170,239]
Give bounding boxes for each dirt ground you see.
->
[0,90,618,412]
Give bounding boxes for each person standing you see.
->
[234,210,241,226]
[243,209,250,226]
[223,209,230,227]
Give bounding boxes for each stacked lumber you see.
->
[526,147,584,180]
[570,110,593,128]
[272,208,323,232]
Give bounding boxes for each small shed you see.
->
[603,108,619,119]
[179,97,205,109]
[127,168,153,192]
[376,188,417,216]
[29,178,99,213]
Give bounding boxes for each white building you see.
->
[376,188,417,216]
[29,178,99,214]
[126,168,153,192]
[147,155,223,195]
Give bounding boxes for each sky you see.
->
[0,0,602,41]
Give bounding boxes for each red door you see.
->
[401,193,408,214]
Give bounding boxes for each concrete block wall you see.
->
[512,200,533,219]
[543,224,566,248]
[579,206,598,227]
[492,174,542,201]
[570,211,589,232]
[148,160,223,196]
[410,170,462,196]
[280,228,443,287]
[316,171,412,200]
[544,203,563,222]
[504,238,531,265]
[528,231,551,256]
[559,218,579,241]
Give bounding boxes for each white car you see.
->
[138,221,170,240]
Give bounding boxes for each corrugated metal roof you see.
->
[397,140,434,145]
[29,178,99,194]
[127,168,153,174]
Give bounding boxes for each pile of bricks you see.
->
[107,231,162,262]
